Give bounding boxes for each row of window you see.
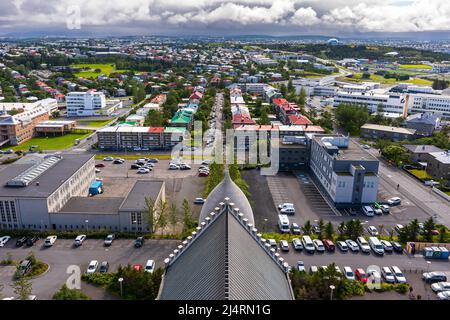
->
[0,200,18,223]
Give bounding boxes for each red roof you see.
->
[148,127,165,133]
[232,114,256,125]
[189,91,203,100]
[272,98,288,107]
[288,114,313,125]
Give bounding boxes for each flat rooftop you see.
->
[313,135,378,161]
[120,180,164,212]
[58,197,124,215]
[361,123,416,135]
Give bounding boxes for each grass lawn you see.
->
[338,73,433,86]
[71,63,130,78]
[77,119,114,127]
[3,132,93,151]
[408,169,432,180]
[399,64,432,69]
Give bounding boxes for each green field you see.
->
[71,63,130,78]
[3,132,93,151]
[399,64,432,69]
[77,119,114,127]
[338,73,433,86]
[408,169,432,180]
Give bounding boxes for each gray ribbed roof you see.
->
[199,170,254,226]
[158,201,293,300]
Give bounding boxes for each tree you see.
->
[318,219,325,239]
[335,103,369,135]
[168,203,178,235]
[182,198,195,233]
[287,78,294,93]
[409,219,421,242]
[382,145,409,166]
[432,78,449,90]
[422,217,436,242]
[156,199,168,235]
[337,222,346,239]
[52,284,91,300]
[325,222,334,239]
[144,197,156,232]
[257,106,270,125]
[303,220,312,235]
[12,276,32,300]
[298,87,306,107]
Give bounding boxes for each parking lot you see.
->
[0,238,178,300]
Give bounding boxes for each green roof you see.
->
[164,127,187,134]
[171,110,193,124]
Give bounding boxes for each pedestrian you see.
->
[396,184,399,190]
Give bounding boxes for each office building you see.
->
[66,91,108,117]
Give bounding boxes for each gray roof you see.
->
[58,197,124,214]
[403,144,444,154]
[199,170,254,225]
[0,153,94,198]
[119,180,164,211]
[159,202,293,300]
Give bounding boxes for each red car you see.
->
[95,163,105,168]
[323,239,335,252]
[133,264,143,271]
[198,172,209,177]
[355,268,368,283]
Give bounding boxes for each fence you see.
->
[432,187,450,203]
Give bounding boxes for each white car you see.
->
[292,238,303,251]
[297,261,305,272]
[137,168,150,174]
[337,241,348,252]
[343,266,355,280]
[104,234,115,246]
[280,207,295,215]
[74,235,86,247]
[313,239,325,252]
[391,266,407,283]
[280,240,289,252]
[381,267,396,283]
[437,291,450,300]
[380,205,390,214]
[103,156,114,161]
[0,235,11,247]
[145,259,155,273]
[357,237,370,253]
[395,224,405,234]
[431,282,450,293]
[268,239,277,247]
[345,239,360,252]
[278,203,294,210]
[387,197,401,206]
[44,235,57,247]
[168,164,180,170]
[86,260,98,274]
[367,226,379,236]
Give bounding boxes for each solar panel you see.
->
[6,155,62,187]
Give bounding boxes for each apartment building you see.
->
[407,93,450,118]
[360,123,417,141]
[309,135,379,206]
[333,90,406,114]
[66,91,107,117]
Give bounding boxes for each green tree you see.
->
[168,203,178,235]
[52,284,91,300]
[335,103,369,135]
[409,219,421,242]
[298,87,306,107]
[144,197,156,232]
[182,198,195,233]
[382,145,409,166]
[12,276,32,300]
[318,219,325,239]
[422,217,436,242]
[325,222,334,239]
[303,220,312,235]
[156,199,168,235]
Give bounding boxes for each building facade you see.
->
[66,91,107,117]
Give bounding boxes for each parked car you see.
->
[145,259,155,273]
[323,239,335,252]
[362,206,374,217]
[382,267,396,283]
[380,205,390,214]
[292,238,303,251]
[278,203,294,210]
[137,168,150,174]
[392,241,403,253]
[395,224,404,234]
[168,164,180,170]
[357,237,370,253]
[134,237,145,248]
[194,198,205,204]
[99,261,109,273]
[343,266,355,280]
[372,206,383,215]
[291,223,301,235]
[437,291,450,300]
[367,226,379,236]
[180,164,191,170]
[297,261,305,272]
[313,239,325,252]
[0,235,11,247]
[113,158,125,164]
[44,235,57,247]
[74,235,86,247]
[280,240,289,252]
[104,234,115,246]
[131,163,142,169]
[431,282,450,293]
[309,265,318,274]
[337,241,348,252]
[95,163,105,168]
[391,266,407,283]
[422,272,447,284]
[380,240,393,253]
[268,239,277,248]
[280,207,295,215]
[103,157,114,161]
[86,260,98,274]
[133,264,143,272]
[26,236,39,246]
[355,268,368,283]
[198,171,209,177]
[16,236,27,247]
[312,225,321,234]
[345,239,360,252]
[387,197,401,206]
[18,260,32,276]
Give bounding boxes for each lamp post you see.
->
[118,277,124,297]
[263,219,268,232]
[329,285,335,300]
[133,220,137,236]
[85,220,89,233]
[426,261,431,300]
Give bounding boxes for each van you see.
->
[278,215,290,233]
[369,237,384,255]
[301,235,315,254]
[362,206,374,217]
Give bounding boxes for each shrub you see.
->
[52,284,91,300]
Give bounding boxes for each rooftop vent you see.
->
[6,155,62,187]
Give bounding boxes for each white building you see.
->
[406,93,450,118]
[66,91,107,117]
[333,90,406,114]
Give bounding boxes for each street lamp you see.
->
[133,220,137,236]
[85,220,89,233]
[426,261,431,273]
[329,285,335,300]
[118,277,124,297]
[263,219,268,232]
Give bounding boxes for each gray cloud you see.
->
[0,0,449,35]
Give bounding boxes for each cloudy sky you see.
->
[0,0,449,37]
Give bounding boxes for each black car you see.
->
[16,236,27,247]
[134,237,144,248]
[130,164,142,169]
[392,241,403,253]
[26,236,39,246]
[148,158,159,163]
[99,261,109,273]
